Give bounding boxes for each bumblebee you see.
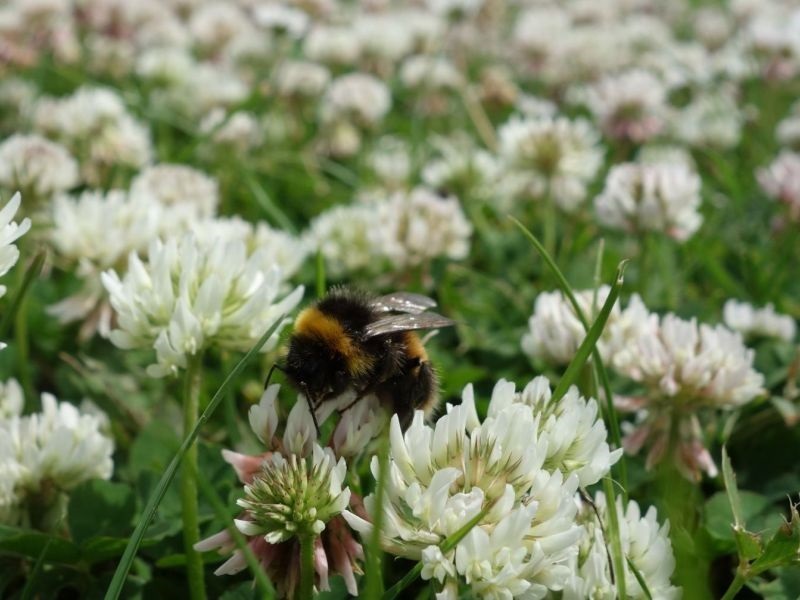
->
[271,287,454,433]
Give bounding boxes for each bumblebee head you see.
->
[284,334,351,405]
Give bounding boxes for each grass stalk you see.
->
[364,432,389,598]
[297,534,316,600]
[181,353,206,600]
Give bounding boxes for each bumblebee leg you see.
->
[299,382,321,436]
[263,363,285,390]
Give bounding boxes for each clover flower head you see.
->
[236,446,351,544]
[344,379,586,598]
[723,299,796,342]
[594,161,703,242]
[102,233,303,377]
[499,115,603,211]
[0,134,79,200]
[566,493,679,600]
[0,192,30,302]
[0,391,113,528]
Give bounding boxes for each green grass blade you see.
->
[721,446,744,528]
[20,536,52,600]
[511,217,627,492]
[243,172,297,233]
[551,261,626,402]
[104,319,286,600]
[364,433,389,598]
[195,469,275,598]
[0,249,45,339]
[626,555,653,600]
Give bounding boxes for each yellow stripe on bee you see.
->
[404,332,428,363]
[294,307,374,375]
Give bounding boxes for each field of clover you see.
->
[1,0,800,599]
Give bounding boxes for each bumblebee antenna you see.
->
[300,381,321,437]
[264,363,285,390]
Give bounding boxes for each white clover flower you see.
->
[199,383,367,596]
[321,73,392,128]
[188,1,252,54]
[565,494,679,600]
[0,392,113,527]
[32,87,152,185]
[130,163,219,220]
[368,136,412,188]
[274,60,331,99]
[613,313,765,408]
[422,136,500,201]
[777,100,800,148]
[0,192,31,302]
[190,216,309,282]
[344,381,585,598]
[153,64,249,119]
[0,379,23,419]
[488,378,622,487]
[0,134,78,200]
[135,47,195,85]
[498,115,603,212]
[371,187,472,270]
[47,189,165,337]
[594,161,703,242]
[585,69,667,143]
[354,13,415,65]
[253,3,309,39]
[670,89,744,149]
[306,203,381,278]
[101,234,303,377]
[400,55,463,91]
[199,108,263,152]
[758,150,800,221]
[521,286,621,367]
[303,25,361,67]
[637,144,695,169]
[723,300,796,342]
[236,445,350,543]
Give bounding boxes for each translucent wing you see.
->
[370,292,438,314]
[363,312,455,338]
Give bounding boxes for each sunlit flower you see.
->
[400,55,463,91]
[565,493,679,600]
[303,25,361,67]
[723,299,796,342]
[0,134,79,201]
[343,380,586,598]
[101,234,303,377]
[488,378,623,487]
[594,161,703,241]
[274,60,331,100]
[498,115,603,211]
[670,89,744,149]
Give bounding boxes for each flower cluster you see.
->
[0,383,114,529]
[196,385,382,597]
[0,193,30,304]
[723,300,796,342]
[344,376,631,598]
[101,234,304,376]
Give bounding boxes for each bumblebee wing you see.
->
[363,312,455,338]
[370,292,438,314]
